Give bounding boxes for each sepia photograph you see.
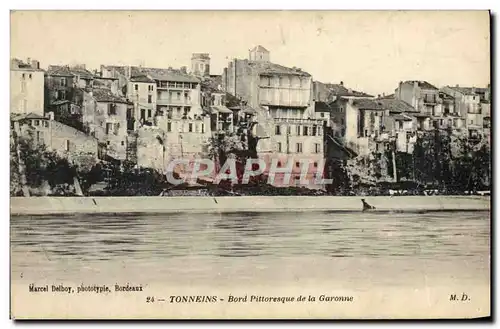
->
[9,9,491,319]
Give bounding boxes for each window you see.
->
[108,103,117,115]
[318,127,322,136]
[59,90,66,100]
[34,120,40,126]
[107,141,110,145]
[315,143,321,154]
[148,85,153,92]
[43,121,49,127]
[148,95,152,104]
[121,141,125,146]
[296,143,303,153]
[296,125,301,136]
[167,122,172,132]
[439,119,444,126]
[341,119,344,125]
[21,81,26,92]
[277,142,282,152]
[189,123,193,132]
[134,84,138,91]
[313,161,318,167]
[176,92,181,100]
[106,123,113,134]
[303,126,309,136]
[140,109,146,120]
[22,73,25,79]
[470,120,473,124]
[184,92,189,100]
[29,74,32,79]
[275,125,281,135]
[60,78,66,87]
[201,123,205,133]
[147,109,152,118]
[320,113,325,118]
[295,161,300,167]
[312,125,317,136]
[65,140,70,151]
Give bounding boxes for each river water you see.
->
[11,210,490,289]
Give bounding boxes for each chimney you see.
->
[180,66,187,74]
[47,112,54,121]
[382,92,386,97]
[340,81,344,86]
[413,81,418,88]
[30,60,40,70]
[456,84,459,88]
[127,66,131,79]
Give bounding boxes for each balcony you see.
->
[157,98,191,106]
[273,117,324,125]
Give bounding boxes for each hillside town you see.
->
[10,46,492,197]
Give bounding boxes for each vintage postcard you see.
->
[10,10,491,319]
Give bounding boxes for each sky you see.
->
[10,10,490,95]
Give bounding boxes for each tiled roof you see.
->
[47,65,95,79]
[316,81,373,99]
[404,80,438,90]
[250,61,311,77]
[376,98,419,113]
[352,99,385,110]
[89,88,130,104]
[137,67,200,83]
[47,65,73,77]
[130,75,155,83]
[446,86,483,96]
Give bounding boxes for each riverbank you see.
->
[10,195,490,216]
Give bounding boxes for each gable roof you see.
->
[136,67,200,83]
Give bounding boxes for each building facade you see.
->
[11,58,45,116]
[222,46,324,188]
[82,88,131,160]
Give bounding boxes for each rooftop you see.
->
[375,98,419,113]
[137,67,200,83]
[10,112,46,122]
[351,99,386,110]
[88,88,130,104]
[446,86,487,96]
[250,45,269,53]
[403,80,438,90]
[47,65,95,78]
[130,75,155,83]
[248,60,311,77]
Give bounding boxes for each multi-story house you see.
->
[82,88,131,160]
[11,58,45,116]
[222,46,324,188]
[442,85,487,139]
[395,80,445,132]
[127,75,157,129]
[11,112,98,163]
[376,97,419,153]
